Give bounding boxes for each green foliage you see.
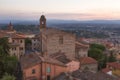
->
[0,37,10,56]
[0,56,18,78]
[25,38,32,50]
[1,73,15,80]
[88,43,106,70]
[0,62,4,78]
[90,43,106,51]
[108,52,116,62]
[0,46,4,56]
[25,38,32,45]
[3,56,18,75]
[88,48,103,61]
[0,37,18,79]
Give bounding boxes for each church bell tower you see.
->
[40,15,46,30]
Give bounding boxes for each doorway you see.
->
[47,75,50,80]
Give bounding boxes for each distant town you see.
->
[0,15,120,80]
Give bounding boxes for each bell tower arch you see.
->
[40,15,46,29]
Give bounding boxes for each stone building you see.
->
[8,33,25,59]
[31,36,41,51]
[50,52,80,72]
[5,22,16,34]
[79,57,98,73]
[31,15,76,59]
[0,22,26,59]
[75,41,89,58]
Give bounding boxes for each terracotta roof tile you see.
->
[10,33,26,39]
[107,62,120,69]
[20,53,41,69]
[50,52,71,64]
[101,68,111,73]
[71,70,118,80]
[80,57,97,65]
[20,53,66,69]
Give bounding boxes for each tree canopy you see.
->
[90,43,106,51]
[1,73,16,80]
[0,37,18,79]
[0,37,10,56]
[88,43,106,70]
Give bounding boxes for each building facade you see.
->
[20,53,67,80]
[80,57,98,73]
[0,22,26,59]
[31,15,76,59]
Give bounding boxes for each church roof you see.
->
[20,53,66,69]
[40,28,75,37]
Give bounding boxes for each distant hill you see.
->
[1,19,120,25]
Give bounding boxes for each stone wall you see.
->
[46,33,76,59]
[9,38,25,59]
[80,63,98,73]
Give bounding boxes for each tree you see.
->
[3,56,18,75]
[25,38,32,45]
[90,43,106,51]
[0,37,10,56]
[108,52,116,62]
[0,62,4,78]
[25,38,32,50]
[0,37,18,79]
[1,73,15,80]
[88,43,106,70]
[0,37,10,78]
[88,48,103,61]
[0,46,5,56]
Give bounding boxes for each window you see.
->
[19,47,23,50]
[59,36,63,44]
[20,40,23,43]
[32,69,36,74]
[13,40,15,43]
[47,67,51,73]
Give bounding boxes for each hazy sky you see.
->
[0,0,120,20]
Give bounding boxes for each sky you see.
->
[0,0,120,20]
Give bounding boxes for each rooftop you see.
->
[54,70,118,80]
[80,57,97,65]
[107,62,120,69]
[20,53,66,70]
[50,52,71,64]
[40,28,75,37]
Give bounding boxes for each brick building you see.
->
[20,53,67,80]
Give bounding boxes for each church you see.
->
[32,15,76,59]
